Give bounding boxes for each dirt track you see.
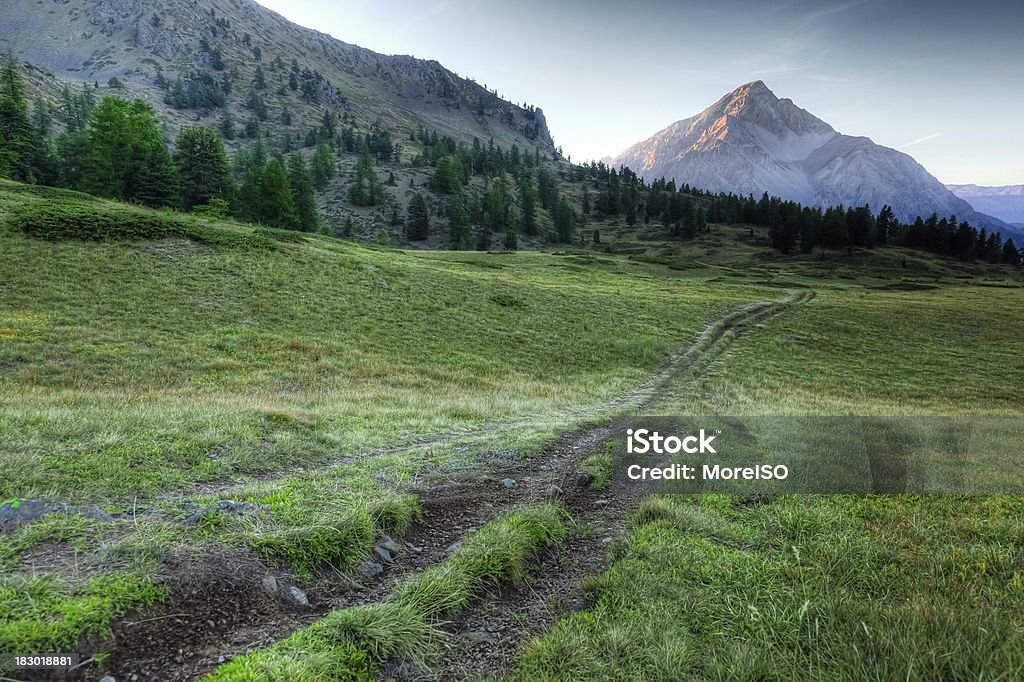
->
[82,290,813,682]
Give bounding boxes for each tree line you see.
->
[0,57,328,231]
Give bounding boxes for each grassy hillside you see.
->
[0,181,767,504]
[0,181,777,665]
[2,179,1023,679]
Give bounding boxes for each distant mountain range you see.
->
[946,185,1024,227]
[609,81,1010,234]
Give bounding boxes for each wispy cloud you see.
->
[899,133,942,149]
[788,0,871,34]
[752,63,811,76]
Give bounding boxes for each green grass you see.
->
[206,504,566,681]
[580,447,613,491]
[0,572,166,656]
[658,285,1024,415]
[4,180,1023,676]
[511,255,1024,680]
[0,180,763,504]
[513,495,1024,681]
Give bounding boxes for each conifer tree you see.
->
[0,56,52,183]
[257,157,298,228]
[517,172,538,236]
[131,139,179,208]
[503,225,518,251]
[554,197,576,243]
[348,152,383,206]
[174,126,233,210]
[431,154,464,194]
[287,153,318,231]
[406,192,430,240]
[311,142,334,190]
[448,190,471,249]
[1002,239,1020,266]
[81,97,173,204]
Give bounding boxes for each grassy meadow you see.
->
[0,180,771,658]
[510,236,1024,680]
[2,179,1024,679]
[0,180,764,504]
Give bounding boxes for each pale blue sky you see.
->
[254,0,1023,185]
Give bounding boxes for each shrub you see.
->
[10,202,190,241]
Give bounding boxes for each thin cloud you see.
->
[899,133,943,149]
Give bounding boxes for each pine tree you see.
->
[448,190,471,249]
[0,56,51,183]
[257,157,298,228]
[406,192,430,240]
[234,164,262,223]
[554,197,576,243]
[503,225,518,251]
[517,172,538,236]
[347,152,383,206]
[876,205,895,245]
[288,153,318,232]
[81,97,173,203]
[131,140,179,208]
[1002,239,1020,266]
[430,155,464,194]
[695,207,707,233]
[174,126,232,211]
[482,173,511,232]
[310,142,335,190]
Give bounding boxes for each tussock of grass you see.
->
[368,493,424,537]
[209,602,434,682]
[240,484,421,577]
[0,572,166,654]
[514,495,1024,681]
[249,515,375,578]
[580,449,613,491]
[206,504,567,681]
[394,503,566,618]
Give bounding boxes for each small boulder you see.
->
[288,585,309,606]
[500,478,518,489]
[575,472,595,487]
[357,561,384,578]
[376,536,404,557]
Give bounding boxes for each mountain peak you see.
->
[610,83,1007,231]
[691,80,833,144]
[734,79,773,97]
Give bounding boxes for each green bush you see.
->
[10,202,191,241]
[9,199,278,250]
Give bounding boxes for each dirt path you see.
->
[88,290,813,682]
[185,289,814,500]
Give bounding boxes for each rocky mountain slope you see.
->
[610,81,1008,231]
[946,184,1024,226]
[0,0,552,152]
